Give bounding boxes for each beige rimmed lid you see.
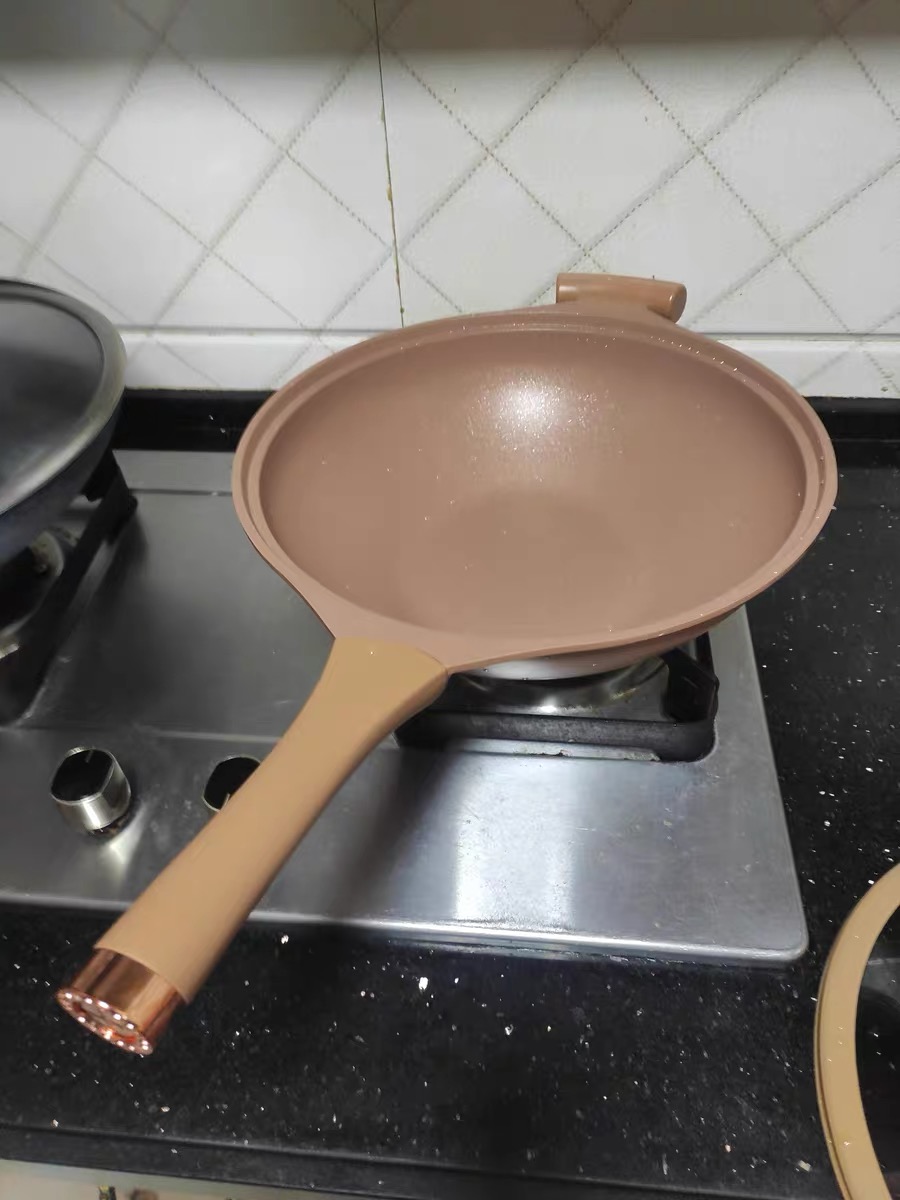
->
[815,863,900,1199]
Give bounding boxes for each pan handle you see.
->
[555,273,686,322]
[56,638,446,1054]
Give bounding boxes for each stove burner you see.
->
[203,755,259,812]
[398,639,719,761]
[0,451,136,721]
[459,656,665,715]
[0,532,65,640]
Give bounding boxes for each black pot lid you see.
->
[0,281,125,517]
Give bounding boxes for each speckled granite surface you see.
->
[0,435,897,1200]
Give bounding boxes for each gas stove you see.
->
[0,450,806,964]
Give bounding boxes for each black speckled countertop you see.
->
[0,404,898,1200]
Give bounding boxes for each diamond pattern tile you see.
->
[698,256,841,334]
[0,0,898,391]
[398,260,460,323]
[163,254,298,329]
[791,162,900,331]
[818,0,867,22]
[290,47,395,241]
[383,0,596,143]
[329,258,401,330]
[867,346,900,396]
[217,157,387,327]
[403,157,577,314]
[122,332,217,388]
[595,156,773,320]
[25,252,130,325]
[0,82,82,243]
[167,0,370,144]
[611,0,826,141]
[0,0,156,144]
[149,332,312,388]
[496,43,691,245]
[704,36,899,243]
[717,337,840,390]
[379,50,483,241]
[274,332,367,384]
[0,224,27,274]
[842,0,900,118]
[42,159,204,322]
[803,345,896,397]
[122,0,182,35]
[99,46,274,242]
[875,310,900,334]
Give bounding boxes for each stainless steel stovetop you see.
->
[0,451,807,963]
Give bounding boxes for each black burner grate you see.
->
[0,451,136,722]
[397,636,719,761]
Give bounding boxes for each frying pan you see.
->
[57,273,837,1053]
[0,281,126,566]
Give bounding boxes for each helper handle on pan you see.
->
[56,639,447,1054]
[555,272,687,323]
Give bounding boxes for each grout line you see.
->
[27,253,132,324]
[807,4,900,399]
[693,152,900,323]
[17,0,394,334]
[12,0,184,278]
[391,64,587,258]
[685,0,891,323]
[795,345,858,391]
[523,0,840,311]
[794,341,900,398]
[319,247,393,329]
[0,217,28,259]
[146,13,384,326]
[270,334,335,386]
[868,295,900,333]
[0,75,228,317]
[818,0,900,124]
[398,258,462,315]
[126,334,222,389]
[387,0,636,259]
[586,0,898,404]
[382,0,641,313]
[373,0,405,325]
[296,0,418,333]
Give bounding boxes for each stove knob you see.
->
[51,748,132,835]
[202,755,259,812]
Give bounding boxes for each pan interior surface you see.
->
[258,328,812,641]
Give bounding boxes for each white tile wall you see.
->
[2,0,899,395]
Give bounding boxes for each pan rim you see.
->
[0,282,126,518]
[233,309,837,672]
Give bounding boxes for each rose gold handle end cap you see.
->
[57,950,183,1055]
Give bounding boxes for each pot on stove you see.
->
[57,271,837,1053]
